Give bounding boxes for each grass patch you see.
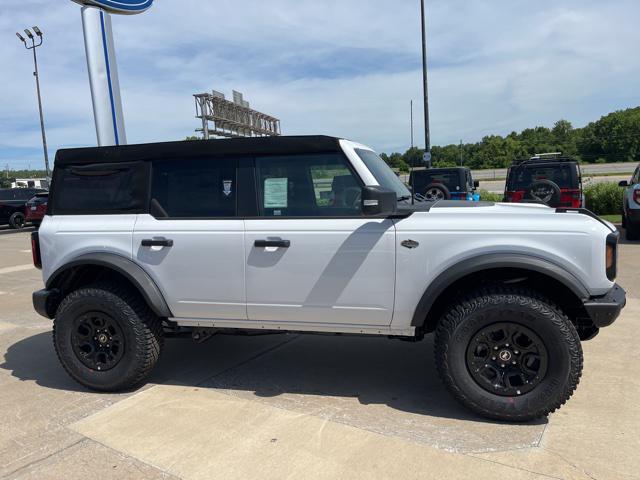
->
[600,214,622,224]
[478,190,503,202]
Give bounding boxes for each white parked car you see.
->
[31,136,625,421]
[620,165,640,240]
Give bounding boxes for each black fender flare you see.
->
[411,253,590,328]
[46,252,172,318]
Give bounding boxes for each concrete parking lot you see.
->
[0,226,639,479]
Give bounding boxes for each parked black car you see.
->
[0,188,47,229]
[409,167,480,201]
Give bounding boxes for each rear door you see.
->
[133,157,246,321]
[244,152,396,327]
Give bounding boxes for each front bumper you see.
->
[583,283,627,328]
[33,288,60,319]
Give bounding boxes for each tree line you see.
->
[381,106,640,172]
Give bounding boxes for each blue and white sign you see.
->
[72,0,153,146]
[72,0,153,15]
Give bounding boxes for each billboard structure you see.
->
[194,90,281,139]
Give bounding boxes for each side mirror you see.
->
[619,180,629,187]
[361,186,397,216]
[473,180,480,188]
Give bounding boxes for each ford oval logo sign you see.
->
[72,0,153,15]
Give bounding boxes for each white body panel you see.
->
[244,218,396,326]
[391,203,614,329]
[132,214,246,320]
[40,215,136,282]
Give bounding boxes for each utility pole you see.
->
[410,100,414,148]
[420,0,431,167]
[459,139,463,166]
[16,27,50,177]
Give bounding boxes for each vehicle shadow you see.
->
[0,330,546,426]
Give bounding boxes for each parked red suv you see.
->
[504,154,584,208]
[25,192,48,227]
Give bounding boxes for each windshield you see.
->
[355,149,411,199]
[508,164,577,190]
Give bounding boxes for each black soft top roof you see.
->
[54,135,343,167]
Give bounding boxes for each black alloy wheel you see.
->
[466,322,548,396]
[71,311,125,371]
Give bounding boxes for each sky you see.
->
[1,0,639,170]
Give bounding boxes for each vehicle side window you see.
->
[255,153,362,217]
[52,162,149,214]
[151,158,236,218]
[633,167,640,185]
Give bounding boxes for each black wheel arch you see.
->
[46,253,172,318]
[412,253,590,332]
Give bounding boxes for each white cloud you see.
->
[0,0,639,168]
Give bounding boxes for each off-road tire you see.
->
[434,286,582,422]
[9,212,25,229]
[53,281,164,391]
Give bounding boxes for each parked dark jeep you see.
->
[409,167,480,201]
[504,154,584,208]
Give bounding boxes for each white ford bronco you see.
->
[32,136,626,421]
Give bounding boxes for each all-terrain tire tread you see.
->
[53,280,163,392]
[434,286,583,421]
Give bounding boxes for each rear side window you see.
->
[150,158,236,218]
[51,162,149,214]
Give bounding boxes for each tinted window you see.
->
[151,158,236,218]
[415,170,464,191]
[52,163,148,214]
[355,149,411,199]
[508,164,577,190]
[255,153,362,217]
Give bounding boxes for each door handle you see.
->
[141,238,174,247]
[254,239,290,248]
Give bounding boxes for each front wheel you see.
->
[434,287,582,422]
[53,282,164,391]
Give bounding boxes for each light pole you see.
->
[16,27,50,177]
[420,0,431,166]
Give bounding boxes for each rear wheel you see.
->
[9,212,25,229]
[434,287,582,422]
[53,281,163,391]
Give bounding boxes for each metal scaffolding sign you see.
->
[194,90,281,139]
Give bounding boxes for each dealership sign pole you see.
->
[71,0,153,146]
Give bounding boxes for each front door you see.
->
[244,153,396,327]
[133,157,246,321]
